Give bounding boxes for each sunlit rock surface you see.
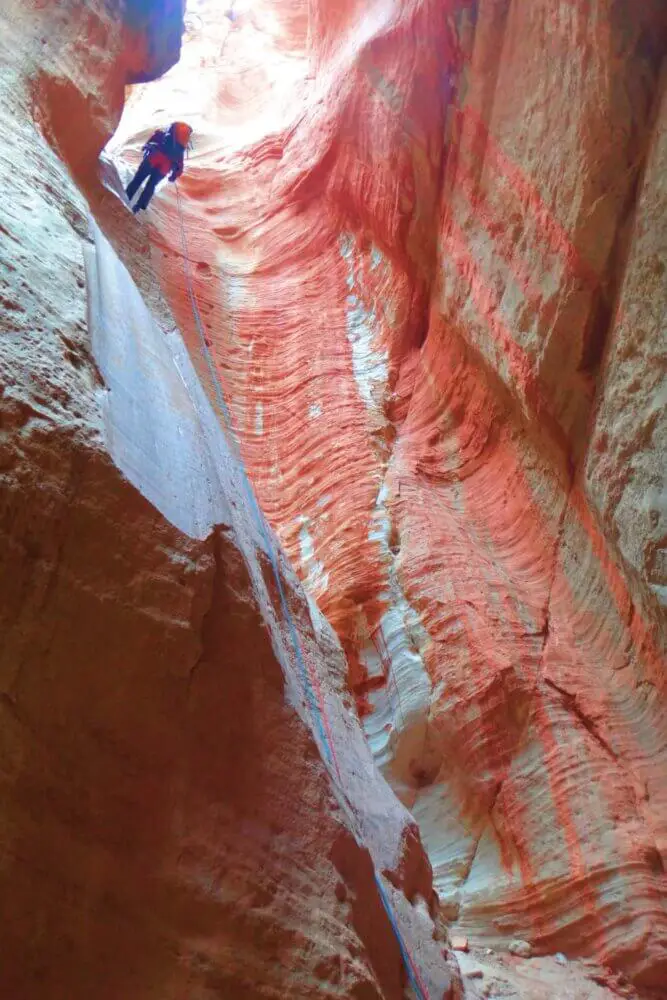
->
[111,0,667,990]
[0,1,462,998]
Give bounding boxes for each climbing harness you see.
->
[174,184,432,1000]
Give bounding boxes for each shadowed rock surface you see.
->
[1,0,666,997]
[1,1,461,998]
[111,0,667,990]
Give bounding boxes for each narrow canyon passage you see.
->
[108,0,667,988]
[1,0,666,997]
[2,4,461,996]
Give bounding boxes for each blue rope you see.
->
[374,873,428,999]
[174,186,333,768]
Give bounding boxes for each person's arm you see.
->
[142,129,164,154]
[169,152,184,182]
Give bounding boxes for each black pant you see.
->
[125,159,164,211]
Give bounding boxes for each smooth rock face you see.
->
[1,2,460,998]
[110,0,667,989]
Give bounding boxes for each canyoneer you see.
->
[125,121,193,214]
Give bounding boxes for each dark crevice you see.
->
[455,779,504,911]
[578,290,613,375]
[538,471,574,660]
[544,676,617,761]
[581,61,667,444]
[578,155,645,382]
[413,308,429,350]
[186,530,223,695]
[644,845,665,875]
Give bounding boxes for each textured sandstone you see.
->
[585,66,667,608]
[456,947,648,1000]
[109,0,667,990]
[1,1,460,998]
[2,0,667,996]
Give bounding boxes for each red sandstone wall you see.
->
[111,0,667,988]
[0,2,463,998]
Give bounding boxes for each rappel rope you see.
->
[173,183,431,1000]
[174,184,337,776]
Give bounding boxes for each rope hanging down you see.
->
[174,184,431,1000]
[174,186,337,775]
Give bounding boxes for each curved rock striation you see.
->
[0,1,461,998]
[110,0,667,989]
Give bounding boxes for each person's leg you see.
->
[134,168,163,212]
[125,158,152,202]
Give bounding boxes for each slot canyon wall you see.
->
[0,0,665,997]
[0,1,463,998]
[109,0,667,991]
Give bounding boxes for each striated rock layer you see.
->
[111,0,667,990]
[1,1,462,998]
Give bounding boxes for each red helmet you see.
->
[172,121,193,146]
